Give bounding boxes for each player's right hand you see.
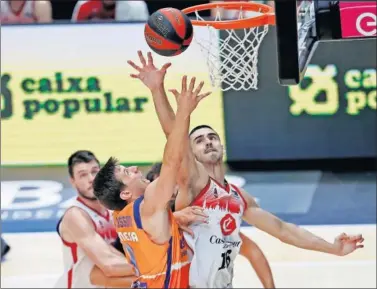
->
[174,206,209,237]
[169,76,211,114]
[333,233,364,256]
[127,50,171,91]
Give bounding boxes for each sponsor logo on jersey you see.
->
[117,216,133,228]
[209,235,241,249]
[118,231,139,242]
[220,214,237,236]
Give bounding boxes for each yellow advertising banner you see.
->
[1,24,225,165]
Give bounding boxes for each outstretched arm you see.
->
[239,188,364,256]
[128,51,211,202]
[143,76,208,213]
[128,51,175,136]
[240,233,275,288]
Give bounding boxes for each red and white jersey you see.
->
[1,0,37,24]
[184,178,247,288]
[55,197,117,288]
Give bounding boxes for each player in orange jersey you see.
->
[128,50,275,288]
[145,162,275,288]
[128,51,364,288]
[93,76,211,288]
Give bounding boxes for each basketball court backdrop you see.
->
[1,0,376,288]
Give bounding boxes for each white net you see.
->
[193,8,270,91]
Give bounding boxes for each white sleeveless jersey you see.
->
[55,198,117,288]
[184,178,247,288]
[1,0,37,24]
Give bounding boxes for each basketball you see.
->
[144,8,194,57]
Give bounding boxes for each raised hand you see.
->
[169,76,212,115]
[333,233,364,256]
[127,51,171,91]
[174,206,209,237]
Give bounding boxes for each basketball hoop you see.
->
[182,2,275,91]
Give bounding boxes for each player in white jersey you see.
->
[56,150,208,288]
[55,150,136,288]
[128,51,365,288]
[145,162,275,288]
[0,0,52,24]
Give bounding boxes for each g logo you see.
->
[1,74,13,119]
[356,12,377,37]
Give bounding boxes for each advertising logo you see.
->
[340,2,377,38]
[1,74,13,119]
[1,23,225,165]
[356,12,377,36]
[209,235,241,249]
[289,65,376,116]
[220,213,236,236]
[1,180,76,232]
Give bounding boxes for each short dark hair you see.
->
[68,150,100,177]
[189,125,215,136]
[93,157,127,211]
[146,162,162,182]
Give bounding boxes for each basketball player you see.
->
[56,150,208,288]
[55,150,138,288]
[145,162,275,288]
[93,76,210,288]
[128,51,364,288]
[1,0,52,24]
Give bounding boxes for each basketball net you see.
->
[193,9,269,91]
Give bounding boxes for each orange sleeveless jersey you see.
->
[113,197,190,288]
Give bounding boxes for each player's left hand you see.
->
[174,206,208,237]
[333,233,364,256]
[127,50,171,91]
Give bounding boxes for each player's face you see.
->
[115,165,150,201]
[190,128,223,164]
[70,160,100,201]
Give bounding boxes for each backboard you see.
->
[274,0,377,86]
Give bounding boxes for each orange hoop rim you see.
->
[182,1,275,30]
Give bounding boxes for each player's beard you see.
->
[77,189,97,201]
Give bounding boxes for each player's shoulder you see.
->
[230,183,258,208]
[61,205,93,226]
